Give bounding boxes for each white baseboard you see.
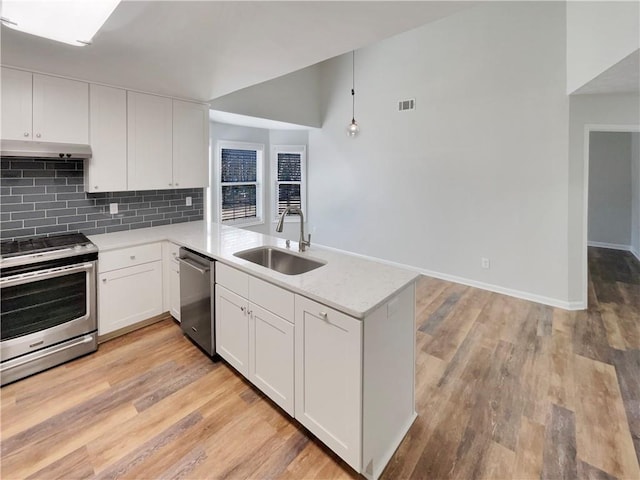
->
[315,243,584,311]
[587,241,632,251]
[631,247,640,262]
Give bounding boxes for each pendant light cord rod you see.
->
[351,50,356,122]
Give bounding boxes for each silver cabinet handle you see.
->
[102,278,107,283]
[24,132,29,137]
[240,306,245,313]
[36,133,41,138]
[130,255,136,260]
[94,186,99,190]
[191,326,198,332]
[319,312,328,320]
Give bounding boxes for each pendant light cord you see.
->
[351,50,356,123]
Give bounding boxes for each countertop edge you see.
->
[89,223,420,320]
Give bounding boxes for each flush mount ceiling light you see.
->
[347,50,360,138]
[0,0,121,47]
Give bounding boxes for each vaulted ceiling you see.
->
[0,1,473,102]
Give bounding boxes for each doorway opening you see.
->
[583,126,640,306]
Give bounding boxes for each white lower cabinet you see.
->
[215,264,295,414]
[215,285,249,376]
[294,295,363,472]
[98,261,163,336]
[98,243,163,336]
[249,304,294,415]
[214,262,416,480]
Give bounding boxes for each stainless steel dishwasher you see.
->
[178,248,215,356]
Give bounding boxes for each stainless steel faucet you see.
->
[276,206,311,252]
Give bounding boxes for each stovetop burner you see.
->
[1,233,94,259]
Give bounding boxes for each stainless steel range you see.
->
[0,233,98,386]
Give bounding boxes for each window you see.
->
[217,141,264,226]
[272,145,306,222]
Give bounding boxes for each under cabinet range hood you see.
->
[0,140,92,159]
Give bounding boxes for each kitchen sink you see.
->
[233,246,326,275]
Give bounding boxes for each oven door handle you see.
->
[0,262,94,288]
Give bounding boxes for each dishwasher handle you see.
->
[177,257,210,275]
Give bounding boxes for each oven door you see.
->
[0,261,97,363]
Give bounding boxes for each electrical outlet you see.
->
[481,257,490,269]
[186,196,192,207]
[109,203,118,214]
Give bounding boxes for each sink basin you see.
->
[233,246,326,275]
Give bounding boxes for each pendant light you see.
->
[347,50,360,137]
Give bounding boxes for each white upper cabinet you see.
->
[127,91,173,190]
[172,100,209,188]
[87,84,127,192]
[1,68,32,141]
[1,68,88,144]
[32,74,89,144]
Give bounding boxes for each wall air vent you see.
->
[398,99,415,111]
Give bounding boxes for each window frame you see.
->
[216,140,265,227]
[271,145,307,224]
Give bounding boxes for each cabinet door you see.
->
[215,285,249,376]
[172,100,209,188]
[169,261,181,321]
[32,74,88,144]
[98,261,163,336]
[1,67,32,141]
[249,303,294,415]
[127,92,173,190]
[86,84,127,192]
[294,296,363,471]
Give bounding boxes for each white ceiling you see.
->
[209,109,311,130]
[0,1,473,103]
[573,49,640,95]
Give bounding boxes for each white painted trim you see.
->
[631,247,640,262]
[587,241,632,251]
[315,243,585,311]
[581,124,640,309]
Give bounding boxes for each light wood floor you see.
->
[1,247,638,480]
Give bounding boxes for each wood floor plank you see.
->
[87,366,232,473]
[541,403,577,480]
[24,446,95,480]
[574,355,640,479]
[513,416,545,480]
[548,329,575,411]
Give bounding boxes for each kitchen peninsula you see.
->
[89,220,419,480]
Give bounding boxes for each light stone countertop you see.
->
[88,221,419,319]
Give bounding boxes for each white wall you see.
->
[632,133,640,259]
[588,132,633,247]
[567,94,640,303]
[210,65,322,127]
[566,1,640,94]
[209,122,309,239]
[309,2,571,306]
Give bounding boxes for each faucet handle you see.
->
[307,234,311,246]
[286,239,290,249]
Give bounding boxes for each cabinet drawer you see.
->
[249,276,294,322]
[99,243,162,273]
[216,263,249,298]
